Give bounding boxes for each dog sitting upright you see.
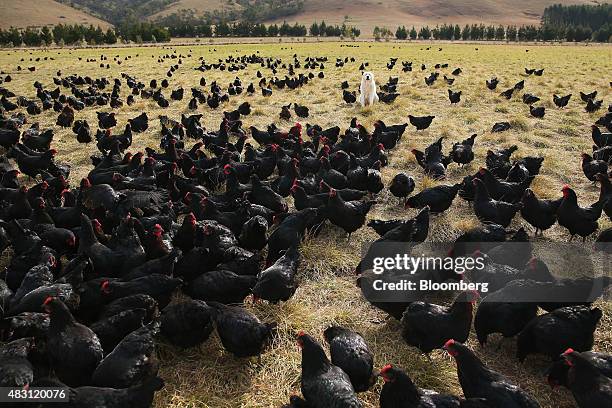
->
[359,71,379,107]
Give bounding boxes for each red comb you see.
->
[380,364,393,374]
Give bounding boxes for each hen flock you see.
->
[0,46,611,408]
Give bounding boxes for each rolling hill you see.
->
[0,0,111,29]
[1,0,602,33]
[151,0,599,34]
[148,0,236,21]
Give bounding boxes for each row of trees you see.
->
[309,21,361,38]
[391,22,610,42]
[165,20,309,38]
[542,3,611,33]
[216,21,307,37]
[0,23,172,47]
[115,22,171,43]
[164,20,361,39]
[392,24,511,41]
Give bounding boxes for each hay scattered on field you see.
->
[1,41,610,408]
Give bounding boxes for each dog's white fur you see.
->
[359,71,379,107]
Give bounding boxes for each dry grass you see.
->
[0,0,111,29]
[0,41,611,407]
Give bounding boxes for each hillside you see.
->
[151,0,599,34]
[1,0,602,33]
[54,0,179,25]
[148,0,236,20]
[0,0,111,29]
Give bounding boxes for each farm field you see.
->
[0,41,611,408]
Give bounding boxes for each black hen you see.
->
[553,93,571,108]
[408,115,435,131]
[529,105,545,118]
[389,173,415,203]
[401,291,478,354]
[444,340,540,407]
[522,93,540,104]
[486,77,499,90]
[297,331,363,408]
[405,183,461,214]
[500,88,514,99]
[581,153,607,182]
[324,326,375,392]
[520,188,562,235]
[473,178,521,227]
[580,91,597,102]
[160,299,214,348]
[559,349,612,408]
[294,104,310,118]
[0,337,34,388]
[547,350,612,389]
[474,280,539,346]
[209,302,276,357]
[448,89,462,104]
[44,297,103,386]
[557,185,601,241]
[325,188,375,236]
[517,305,602,362]
[252,245,300,303]
[92,321,160,388]
[379,364,487,408]
[451,134,476,166]
[70,376,164,408]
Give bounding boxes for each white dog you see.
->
[359,71,379,107]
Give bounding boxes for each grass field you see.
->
[1,41,611,407]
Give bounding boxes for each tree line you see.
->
[0,18,361,47]
[161,19,360,39]
[309,21,361,38]
[165,20,309,38]
[542,3,611,32]
[392,20,610,42]
[540,3,611,42]
[0,23,171,47]
[2,2,608,46]
[389,4,611,43]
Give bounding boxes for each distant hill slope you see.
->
[55,0,179,25]
[0,0,111,29]
[1,0,601,33]
[150,0,599,33]
[149,0,236,20]
[272,0,599,34]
